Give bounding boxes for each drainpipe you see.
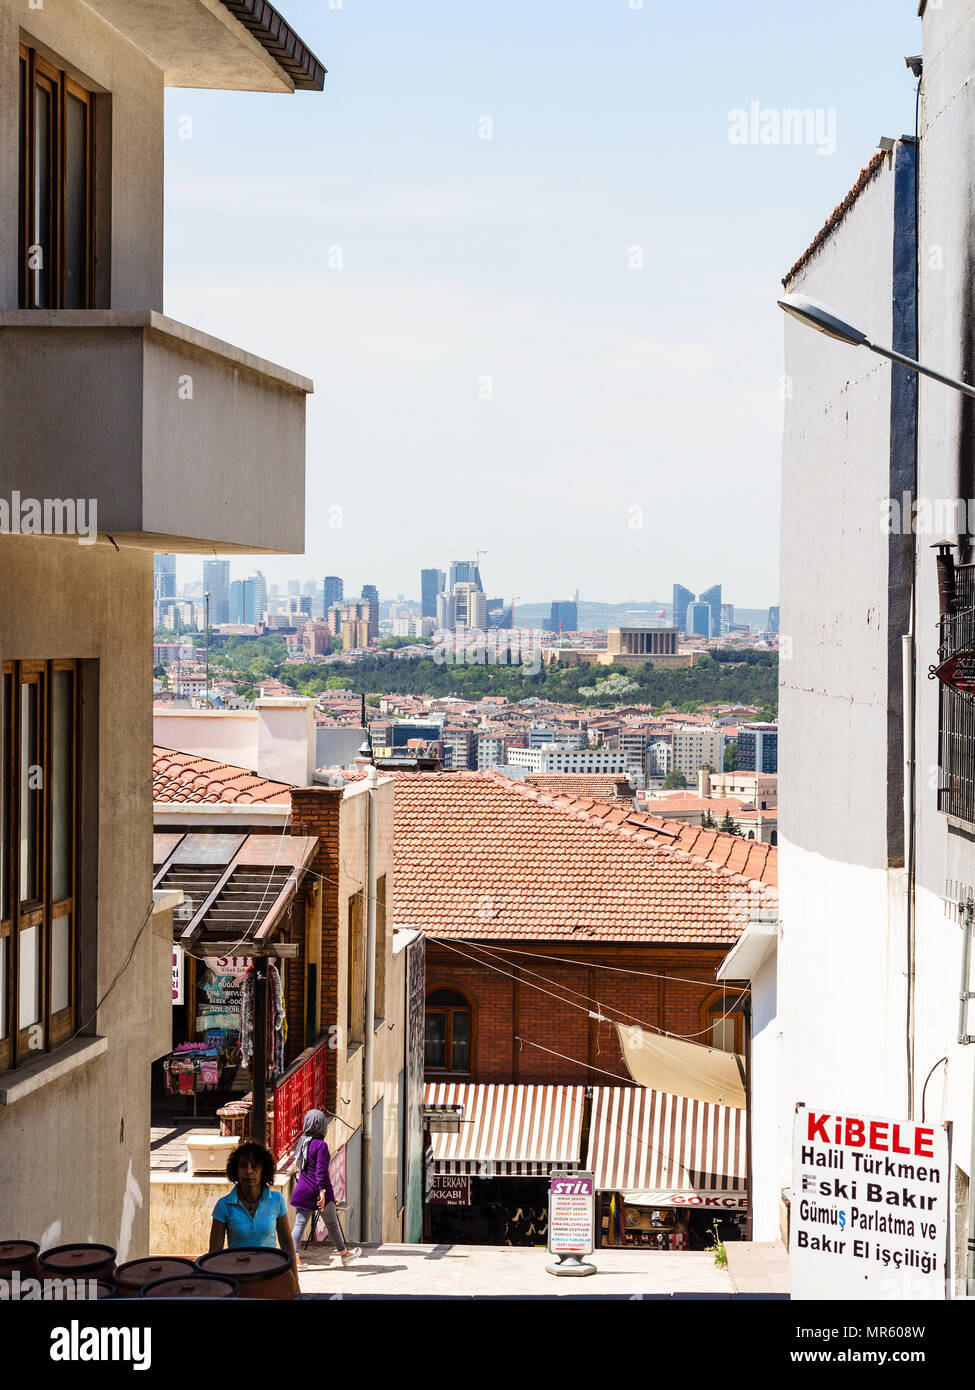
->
[903,614,916,1120]
[360,764,379,1244]
[958,898,975,1294]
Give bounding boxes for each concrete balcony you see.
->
[0,311,312,553]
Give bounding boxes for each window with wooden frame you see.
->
[424,988,472,1074]
[0,661,80,1072]
[19,44,96,309]
[701,989,745,1055]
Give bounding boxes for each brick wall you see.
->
[290,785,344,1110]
[425,942,731,1085]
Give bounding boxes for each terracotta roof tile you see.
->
[389,770,776,946]
[152,746,293,805]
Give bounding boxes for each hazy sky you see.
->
[165,0,920,608]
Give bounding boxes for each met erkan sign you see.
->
[790,1105,950,1301]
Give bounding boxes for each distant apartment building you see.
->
[618,727,648,773]
[646,735,673,779]
[508,745,630,776]
[324,575,343,610]
[302,620,331,657]
[393,615,436,638]
[476,731,525,770]
[229,571,267,625]
[528,723,586,750]
[421,568,445,619]
[441,727,476,770]
[720,602,734,636]
[454,583,486,631]
[736,722,778,774]
[670,725,726,780]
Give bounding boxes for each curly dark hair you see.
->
[226,1141,275,1187]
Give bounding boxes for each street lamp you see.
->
[777,293,975,401]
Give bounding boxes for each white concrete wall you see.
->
[749,947,785,1242]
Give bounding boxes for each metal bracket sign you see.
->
[931,650,975,695]
[172,945,183,1004]
[791,1104,949,1300]
[548,1171,595,1256]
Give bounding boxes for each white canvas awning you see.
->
[424,1083,585,1176]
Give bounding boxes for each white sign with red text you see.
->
[791,1104,949,1301]
[549,1172,595,1256]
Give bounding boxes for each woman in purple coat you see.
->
[291,1109,361,1268]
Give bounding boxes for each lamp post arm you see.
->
[865,340,975,402]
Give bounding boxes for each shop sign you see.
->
[625,1189,747,1211]
[933,650,975,695]
[549,1171,595,1256]
[172,945,183,1004]
[791,1103,949,1301]
[428,1174,471,1206]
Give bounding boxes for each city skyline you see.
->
[164,0,918,605]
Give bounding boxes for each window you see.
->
[1,662,80,1071]
[937,563,975,824]
[374,874,386,1023]
[346,889,364,1046]
[424,988,471,1073]
[19,45,95,309]
[701,991,745,1054]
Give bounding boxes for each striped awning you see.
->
[424,1083,585,1177]
[587,1087,746,1200]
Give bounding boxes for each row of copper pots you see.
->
[0,1240,296,1300]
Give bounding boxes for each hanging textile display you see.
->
[241,962,288,1076]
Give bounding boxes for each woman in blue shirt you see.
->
[209,1141,299,1272]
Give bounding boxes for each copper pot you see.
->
[114,1257,196,1298]
[38,1243,116,1284]
[0,1240,40,1281]
[196,1247,296,1300]
[141,1274,239,1299]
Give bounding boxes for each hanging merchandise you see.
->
[240,962,288,1075]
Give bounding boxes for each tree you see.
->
[701,810,717,829]
[699,762,715,773]
[718,810,742,836]
[663,770,688,790]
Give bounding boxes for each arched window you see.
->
[425,988,472,1073]
[700,989,746,1054]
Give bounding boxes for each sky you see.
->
[164,0,921,609]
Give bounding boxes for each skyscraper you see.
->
[324,575,343,610]
[545,600,578,633]
[699,584,722,638]
[767,605,780,634]
[421,568,446,619]
[687,601,711,638]
[449,561,483,591]
[203,559,230,625]
[361,584,379,604]
[672,583,693,633]
[154,554,176,601]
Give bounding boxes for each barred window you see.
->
[937,564,975,825]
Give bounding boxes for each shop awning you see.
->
[587,1087,746,1207]
[616,1024,746,1108]
[152,831,317,947]
[424,1083,585,1176]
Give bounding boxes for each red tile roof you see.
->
[527,773,633,801]
[153,747,293,805]
[390,771,776,945]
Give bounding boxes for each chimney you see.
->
[256,697,316,787]
[698,767,711,800]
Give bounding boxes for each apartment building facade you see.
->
[0,0,321,1256]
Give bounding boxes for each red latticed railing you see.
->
[272,1038,329,1161]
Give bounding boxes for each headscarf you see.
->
[295,1109,328,1173]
